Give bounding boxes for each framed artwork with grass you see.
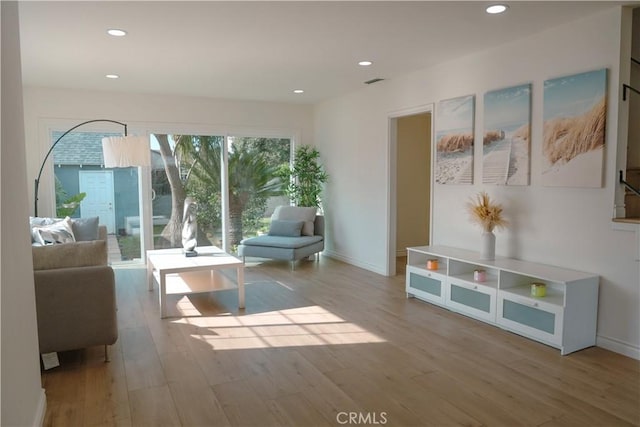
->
[542,69,607,188]
[483,83,531,186]
[435,94,475,184]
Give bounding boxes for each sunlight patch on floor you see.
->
[172,305,386,350]
[173,295,211,317]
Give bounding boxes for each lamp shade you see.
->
[102,135,150,168]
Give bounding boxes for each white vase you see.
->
[480,231,495,260]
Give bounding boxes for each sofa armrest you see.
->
[98,225,107,241]
[34,265,117,353]
[314,215,324,237]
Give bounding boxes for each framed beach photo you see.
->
[435,94,475,184]
[542,69,607,188]
[483,83,531,186]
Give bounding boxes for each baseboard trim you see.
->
[597,335,640,360]
[322,250,387,276]
[33,388,46,426]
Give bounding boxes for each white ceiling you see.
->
[18,1,633,105]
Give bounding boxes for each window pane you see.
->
[151,134,224,249]
[227,136,290,252]
[52,130,142,262]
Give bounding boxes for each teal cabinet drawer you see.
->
[503,299,555,334]
[450,284,490,313]
[497,294,563,346]
[446,278,496,322]
[406,266,446,306]
[410,273,441,296]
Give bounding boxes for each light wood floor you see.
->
[42,256,639,426]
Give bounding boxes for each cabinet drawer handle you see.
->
[453,282,481,291]
[516,298,541,308]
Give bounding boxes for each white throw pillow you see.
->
[29,216,60,242]
[32,216,76,245]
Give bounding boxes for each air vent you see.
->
[364,78,385,85]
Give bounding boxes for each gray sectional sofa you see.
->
[31,219,117,361]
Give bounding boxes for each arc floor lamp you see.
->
[34,119,150,217]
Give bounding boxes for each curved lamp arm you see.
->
[34,119,127,217]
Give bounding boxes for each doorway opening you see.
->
[388,106,433,276]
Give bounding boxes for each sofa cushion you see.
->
[272,206,317,236]
[71,216,99,241]
[240,235,323,249]
[32,217,75,245]
[268,219,304,237]
[30,216,60,243]
[32,240,108,270]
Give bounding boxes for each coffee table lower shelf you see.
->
[150,268,245,318]
[153,270,238,295]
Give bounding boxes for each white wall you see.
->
[315,7,640,358]
[1,2,47,425]
[23,87,314,217]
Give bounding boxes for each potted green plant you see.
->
[55,178,86,217]
[277,145,328,208]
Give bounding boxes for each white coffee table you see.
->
[146,246,245,318]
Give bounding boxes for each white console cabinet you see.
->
[406,246,599,355]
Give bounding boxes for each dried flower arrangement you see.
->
[467,191,508,233]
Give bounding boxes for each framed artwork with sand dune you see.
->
[542,69,607,188]
[435,94,475,184]
[483,83,531,186]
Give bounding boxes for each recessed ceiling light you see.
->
[107,29,127,37]
[486,4,508,14]
[293,89,304,94]
[358,60,373,66]
[105,74,120,79]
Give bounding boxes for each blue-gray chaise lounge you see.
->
[238,206,324,267]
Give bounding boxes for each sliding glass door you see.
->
[226,136,290,249]
[48,127,292,261]
[51,130,142,263]
[150,134,224,249]
[149,133,290,253]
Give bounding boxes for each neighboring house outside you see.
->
[52,131,157,234]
